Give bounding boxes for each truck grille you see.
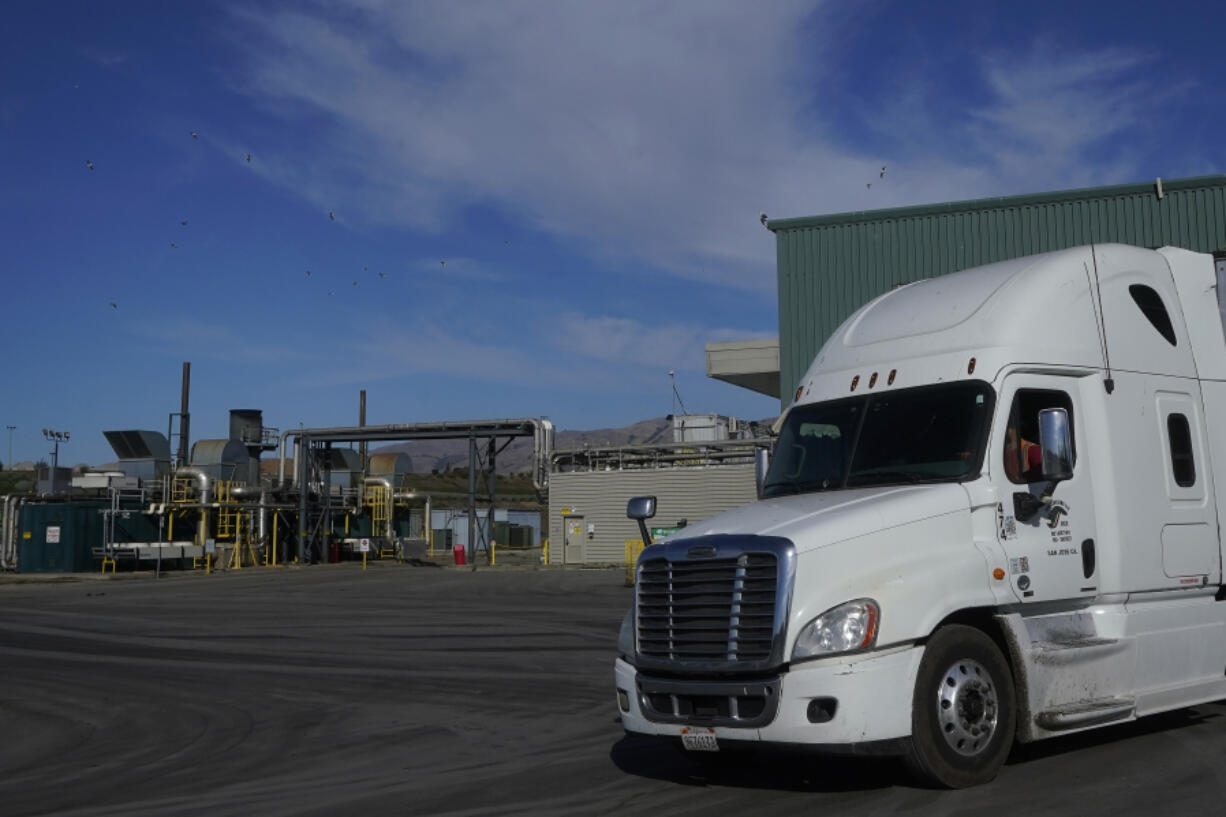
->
[637,552,779,663]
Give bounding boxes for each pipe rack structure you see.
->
[279,418,554,565]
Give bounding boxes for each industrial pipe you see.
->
[174,467,211,550]
[1,494,24,570]
[364,476,393,538]
[230,484,268,554]
[533,419,554,493]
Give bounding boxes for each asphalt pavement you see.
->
[1,563,1224,816]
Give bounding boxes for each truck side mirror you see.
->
[1038,408,1073,482]
[755,448,771,499]
[627,495,657,546]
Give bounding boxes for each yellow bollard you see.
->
[624,539,644,586]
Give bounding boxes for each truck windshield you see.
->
[761,381,995,497]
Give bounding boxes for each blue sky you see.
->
[2,0,1223,467]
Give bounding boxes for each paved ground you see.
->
[1,564,1225,816]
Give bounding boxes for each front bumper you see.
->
[614,644,923,747]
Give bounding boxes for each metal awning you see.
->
[705,338,780,398]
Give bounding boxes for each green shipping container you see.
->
[18,502,107,573]
[334,515,373,538]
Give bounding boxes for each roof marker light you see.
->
[794,386,804,403]
[968,357,977,375]
[869,372,878,388]
[888,369,897,385]
[850,375,859,392]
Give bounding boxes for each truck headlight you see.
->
[792,599,880,661]
[618,609,634,660]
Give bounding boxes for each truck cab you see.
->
[614,243,1226,787]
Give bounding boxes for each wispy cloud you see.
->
[131,318,297,364]
[855,41,1170,202]
[288,317,570,390]
[556,311,770,371]
[411,256,506,282]
[225,1,816,291]
[80,48,129,69]
[223,4,1190,299]
[967,45,1159,187]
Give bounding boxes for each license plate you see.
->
[680,727,719,752]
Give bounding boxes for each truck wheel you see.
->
[905,625,1015,788]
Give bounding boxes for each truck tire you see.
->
[904,625,1015,788]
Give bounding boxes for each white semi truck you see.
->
[615,243,1226,787]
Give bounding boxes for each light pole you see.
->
[4,425,13,471]
[42,428,70,494]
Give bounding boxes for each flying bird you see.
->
[759,212,767,227]
[170,242,178,248]
[190,131,198,139]
[378,272,387,278]
[109,302,117,309]
[328,211,335,221]
[440,260,446,268]
[880,165,887,178]
[306,270,312,277]
[352,280,358,286]
[86,160,94,170]
[245,153,251,163]
[866,183,871,189]
[328,290,335,296]
[180,220,188,226]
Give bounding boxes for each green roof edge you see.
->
[767,174,1226,232]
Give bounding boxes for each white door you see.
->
[563,516,584,564]
[993,375,1100,602]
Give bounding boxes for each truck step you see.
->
[1032,636,1120,652]
[1034,697,1135,731]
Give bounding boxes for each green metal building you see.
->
[763,174,1226,406]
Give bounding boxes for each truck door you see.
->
[1152,390,1220,586]
[993,375,1099,602]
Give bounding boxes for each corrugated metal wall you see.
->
[773,175,1226,404]
[547,465,756,564]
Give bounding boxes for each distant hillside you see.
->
[375,417,677,474]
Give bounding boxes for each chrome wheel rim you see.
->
[936,658,998,756]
